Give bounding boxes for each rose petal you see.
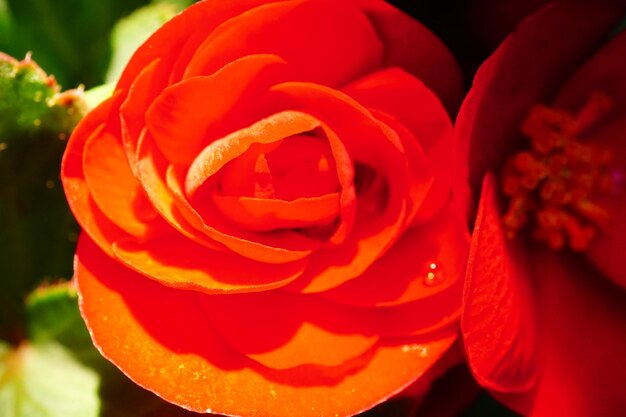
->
[320,202,468,307]
[343,67,452,154]
[76,234,457,417]
[112,234,307,294]
[211,193,340,232]
[83,127,157,236]
[267,83,413,238]
[370,306,461,339]
[461,174,538,394]
[61,95,130,255]
[369,110,437,224]
[185,110,320,197]
[165,162,320,264]
[201,291,378,369]
[116,0,273,90]
[183,0,383,86]
[287,199,407,293]
[209,120,357,246]
[269,82,415,291]
[169,163,322,262]
[348,0,463,112]
[120,59,171,168]
[134,129,222,250]
[343,68,454,222]
[257,134,341,200]
[454,0,626,222]
[147,54,291,165]
[137,131,316,263]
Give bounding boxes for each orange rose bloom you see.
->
[62,0,469,415]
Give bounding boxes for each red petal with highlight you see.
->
[112,234,307,294]
[462,174,538,394]
[83,128,157,236]
[212,193,340,232]
[147,54,291,165]
[348,0,463,112]
[62,95,130,255]
[76,235,457,417]
[321,203,468,307]
[454,0,626,222]
[553,30,626,290]
[183,0,383,86]
[202,291,378,369]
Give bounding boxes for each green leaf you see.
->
[0,341,100,417]
[3,0,148,88]
[0,0,12,46]
[23,283,201,417]
[0,56,86,140]
[84,83,115,110]
[0,55,85,342]
[26,284,96,361]
[152,0,196,9]
[105,3,182,84]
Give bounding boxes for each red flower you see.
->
[61,0,469,415]
[456,1,626,415]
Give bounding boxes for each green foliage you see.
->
[0,55,85,343]
[0,57,85,139]
[22,283,202,417]
[83,83,115,110]
[0,0,197,88]
[106,2,189,84]
[0,340,100,417]
[1,0,148,88]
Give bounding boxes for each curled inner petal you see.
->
[185,111,321,197]
[211,193,340,232]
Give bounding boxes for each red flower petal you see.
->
[83,128,158,236]
[120,58,173,168]
[183,0,383,86]
[268,81,415,292]
[287,202,406,293]
[584,117,626,289]
[454,0,626,222]
[552,30,626,290]
[348,0,463,112]
[461,174,539,395]
[202,291,379,369]
[185,110,320,197]
[134,130,221,249]
[211,193,340,232]
[112,234,307,294]
[76,235,457,417]
[116,0,273,91]
[528,250,626,417]
[137,133,315,263]
[320,202,468,307]
[343,68,454,222]
[62,95,130,255]
[146,54,291,165]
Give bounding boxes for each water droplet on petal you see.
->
[423,261,444,287]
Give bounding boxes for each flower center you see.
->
[500,92,615,251]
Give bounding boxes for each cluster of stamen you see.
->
[501,93,615,251]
